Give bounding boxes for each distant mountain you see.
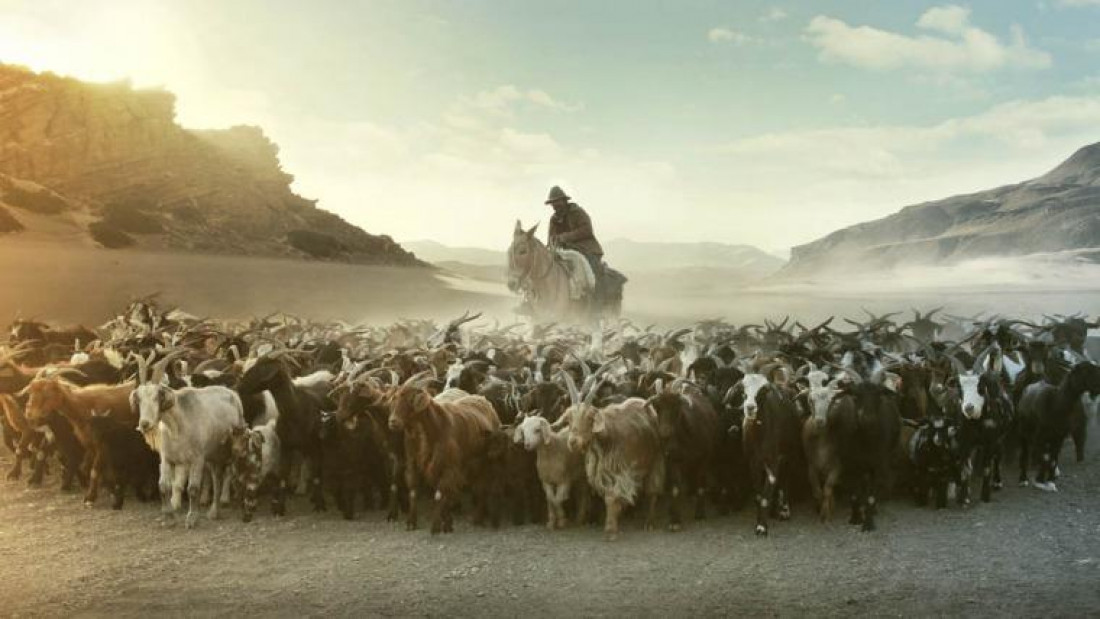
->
[784,142,1100,275]
[602,239,784,275]
[0,64,423,266]
[404,240,506,266]
[407,238,786,281]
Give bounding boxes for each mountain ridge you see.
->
[783,141,1100,275]
[0,64,423,266]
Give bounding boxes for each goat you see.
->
[388,372,501,534]
[132,352,245,527]
[237,354,331,515]
[729,364,802,536]
[797,371,844,521]
[830,380,901,532]
[21,376,136,506]
[648,379,720,531]
[1017,361,1100,491]
[563,371,664,541]
[227,420,281,522]
[88,408,158,509]
[478,426,543,528]
[514,414,589,529]
[319,407,377,520]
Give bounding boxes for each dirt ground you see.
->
[1,430,1099,618]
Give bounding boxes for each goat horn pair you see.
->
[131,350,156,384]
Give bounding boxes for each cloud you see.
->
[459,85,582,115]
[804,6,1051,73]
[708,95,1100,247]
[916,5,970,35]
[707,27,750,45]
[274,86,680,249]
[1057,0,1100,5]
[761,7,788,22]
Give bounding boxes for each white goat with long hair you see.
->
[130,352,245,528]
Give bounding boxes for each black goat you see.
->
[237,356,331,515]
[1017,361,1100,491]
[88,412,158,509]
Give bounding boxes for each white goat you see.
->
[131,353,245,528]
[514,414,589,529]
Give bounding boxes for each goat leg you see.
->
[207,464,223,521]
[604,495,622,541]
[185,460,204,528]
[861,480,877,533]
[83,449,103,507]
[273,455,292,517]
[667,466,683,532]
[309,456,326,512]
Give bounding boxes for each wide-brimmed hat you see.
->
[544,185,570,204]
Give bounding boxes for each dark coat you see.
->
[548,203,603,257]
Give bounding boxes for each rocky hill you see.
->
[0,64,422,266]
[783,142,1100,275]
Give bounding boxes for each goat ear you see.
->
[592,410,607,435]
[515,219,523,233]
[526,223,539,238]
[413,391,431,411]
[250,431,265,449]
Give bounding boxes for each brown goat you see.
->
[388,378,500,534]
[568,396,665,541]
[22,378,136,506]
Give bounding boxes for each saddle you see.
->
[554,249,628,306]
[554,249,596,300]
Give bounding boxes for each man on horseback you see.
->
[545,185,604,283]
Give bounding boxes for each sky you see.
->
[2,0,1100,255]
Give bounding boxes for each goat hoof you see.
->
[668,523,682,533]
[1018,480,1029,488]
[242,513,254,523]
[604,532,619,542]
[185,515,198,529]
[754,525,768,537]
[992,481,1004,490]
[778,508,791,521]
[861,522,876,533]
[6,471,19,481]
[83,500,94,509]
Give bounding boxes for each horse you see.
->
[507,220,598,324]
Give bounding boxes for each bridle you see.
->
[509,236,555,288]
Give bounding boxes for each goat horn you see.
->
[402,369,434,389]
[151,351,185,385]
[557,370,581,409]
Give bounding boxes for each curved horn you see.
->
[151,351,185,385]
[402,369,435,388]
[557,370,581,409]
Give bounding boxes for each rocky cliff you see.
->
[0,64,422,265]
[784,142,1100,275]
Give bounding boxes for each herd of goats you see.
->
[1,302,1099,540]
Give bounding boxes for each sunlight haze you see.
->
[2,0,1099,252]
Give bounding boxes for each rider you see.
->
[545,185,604,288]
